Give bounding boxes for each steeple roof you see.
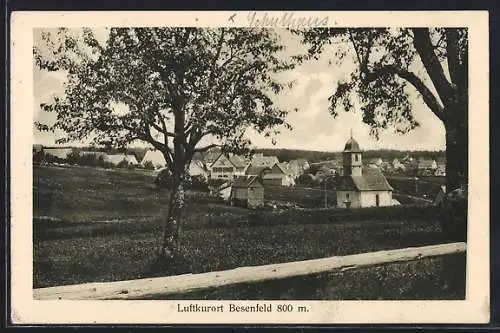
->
[343,137,361,153]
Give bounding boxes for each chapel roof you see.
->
[337,167,393,191]
[343,137,361,153]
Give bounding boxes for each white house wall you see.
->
[359,191,392,207]
[336,190,361,208]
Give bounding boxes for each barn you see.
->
[230,176,264,208]
[261,163,295,187]
[336,136,393,208]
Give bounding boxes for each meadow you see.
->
[33,165,464,299]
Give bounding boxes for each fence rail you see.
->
[34,242,466,300]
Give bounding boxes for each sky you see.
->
[33,28,446,152]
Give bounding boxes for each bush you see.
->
[143,161,155,170]
[246,205,437,227]
[296,174,315,187]
[187,175,209,192]
[438,188,467,242]
[155,168,174,189]
[116,160,130,169]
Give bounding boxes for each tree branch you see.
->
[445,28,460,87]
[364,65,445,121]
[412,28,454,106]
[348,30,363,67]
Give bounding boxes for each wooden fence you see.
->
[34,242,466,300]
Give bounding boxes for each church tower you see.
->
[342,131,362,177]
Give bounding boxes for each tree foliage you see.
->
[35,27,297,257]
[35,27,295,171]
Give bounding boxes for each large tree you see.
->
[297,28,468,192]
[35,27,295,258]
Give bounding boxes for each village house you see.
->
[261,162,295,187]
[287,158,310,177]
[230,176,265,208]
[416,158,438,176]
[434,163,446,176]
[245,164,271,177]
[250,153,279,167]
[107,154,139,166]
[336,136,394,208]
[392,158,406,172]
[140,150,167,169]
[368,157,383,167]
[209,153,247,179]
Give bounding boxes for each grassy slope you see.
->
[34,221,444,288]
[33,166,463,299]
[33,166,167,220]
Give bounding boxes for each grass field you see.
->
[33,165,464,299]
[387,176,445,199]
[264,185,337,208]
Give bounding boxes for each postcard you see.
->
[10,10,489,324]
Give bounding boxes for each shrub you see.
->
[155,168,174,189]
[296,174,315,187]
[116,160,130,169]
[187,175,209,192]
[143,161,155,170]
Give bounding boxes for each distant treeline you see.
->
[41,146,445,164]
[42,146,150,162]
[253,148,445,163]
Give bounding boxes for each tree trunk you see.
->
[440,96,468,242]
[445,100,469,192]
[160,175,186,258]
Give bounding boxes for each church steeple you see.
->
[343,134,362,177]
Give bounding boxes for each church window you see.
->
[355,154,359,162]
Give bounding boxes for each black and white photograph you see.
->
[10,11,489,324]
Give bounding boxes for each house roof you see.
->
[141,150,167,166]
[250,154,279,167]
[210,153,247,168]
[245,164,271,176]
[228,155,247,168]
[337,167,393,191]
[232,176,262,188]
[275,162,292,174]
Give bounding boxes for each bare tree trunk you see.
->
[445,96,468,192]
[160,175,186,258]
[440,93,468,242]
